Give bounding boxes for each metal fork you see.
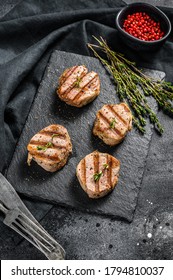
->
[0,173,65,260]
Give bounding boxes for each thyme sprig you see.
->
[88,36,173,134]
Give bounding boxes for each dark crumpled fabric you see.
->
[0,0,173,173]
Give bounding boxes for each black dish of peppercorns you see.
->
[115,2,171,51]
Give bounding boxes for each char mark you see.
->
[39,130,66,139]
[30,151,60,162]
[98,112,123,137]
[60,66,78,85]
[72,74,98,102]
[60,68,87,98]
[107,105,128,127]
[93,152,100,193]
[82,158,86,186]
[107,155,112,188]
[29,140,67,150]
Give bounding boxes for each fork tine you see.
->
[3,208,65,259]
[16,216,54,250]
[10,222,51,253]
[18,214,57,247]
[11,219,65,260]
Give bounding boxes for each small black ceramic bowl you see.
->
[115,2,171,51]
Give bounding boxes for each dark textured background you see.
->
[0,0,173,260]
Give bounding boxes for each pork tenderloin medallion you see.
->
[57,65,100,107]
[76,151,120,198]
[93,103,132,146]
[27,124,72,172]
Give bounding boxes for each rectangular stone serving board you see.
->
[6,50,165,222]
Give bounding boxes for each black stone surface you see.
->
[6,50,164,222]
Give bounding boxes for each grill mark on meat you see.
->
[39,131,66,139]
[60,68,88,98]
[82,158,86,187]
[27,124,72,172]
[30,140,50,146]
[93,103,132,146]
[109,155,113,188]
[72,74,98,102]
[98,112,123,137]
[49,143,67,149]
[121,102,131,112]
[98,154,107,193]
[107,105,128,127]
[60,66,78,85]
[93,152,99,194]
[29,141,67,150]
[76,151,120,199]
[58,66,100,108]
[106,154,111,188]
[30,151,60,161]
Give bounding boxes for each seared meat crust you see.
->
[76,151,120,198]
[27,124,72,172]
[93,103,132,146]
[57,65,100,107]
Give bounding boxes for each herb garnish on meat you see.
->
[103,163,109,169]
[93,171,103,181]
[74,76,82,88]
[94,164,109,181]
[110,118,117,129]
[37,142,53,151]
[37,133,59,151]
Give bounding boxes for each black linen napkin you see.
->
[0,0,126,173]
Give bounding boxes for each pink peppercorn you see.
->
[123,12,165,41]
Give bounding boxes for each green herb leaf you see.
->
[37,142,53,151]
[51,134,59,139]
[110,118,117,129]
[74,76,82,88]
[45,142,53,148]
[37,146,45,151]
[103,163,109,169]
[93,171,103,182]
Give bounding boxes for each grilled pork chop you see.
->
[27,124,72,172]
[93,103,132,146]
[76,151,120,198]
[57,65,100,107]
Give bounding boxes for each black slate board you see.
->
[6,50,165,222]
